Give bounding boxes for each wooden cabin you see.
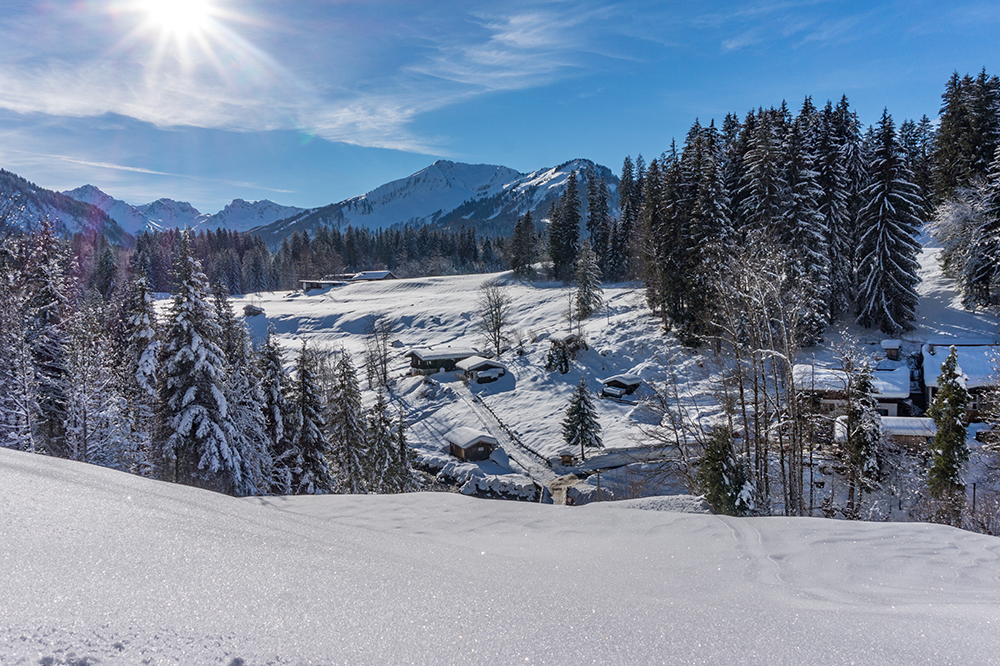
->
[923,343,999,422]
[350,270,397,281]
[456,356,507,383]
[405,347,479,375]
[446,427,498,461]
[600,374,642,398]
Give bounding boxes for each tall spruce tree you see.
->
[549,170,581,282]
[574,239,603,319]
[157,231,242,493]
[856,110,923,334]
[509,211,537,279]
[328,349,368,493]
[258,326,295,494]
[842,357,882,516]
[287,342,333,494]
[562,377,603,461]
[24,220,72,456]
[927,347,970,509]
[586,171,612,272]
[365,390,397,493]
[966,147,1000,307]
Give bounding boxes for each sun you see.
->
[141,0,215,37]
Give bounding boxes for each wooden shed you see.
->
[446,427,498,461]
[456,355,507,383]
[405,347,479,375]
[600,374,642,398]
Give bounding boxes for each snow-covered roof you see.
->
[880,417,936,438]
[792,364,846,393]
[456,355,505,372]
[871,367,911,399]
[351,270,396,281]
[834,415,936,443]
[923,344,999,389]
[601,374,642,387]
[445,427,498,449]
[792,364,910,399]
[406,347,479,362]
[881,339,902,350]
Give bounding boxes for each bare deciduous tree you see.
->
[476,278,513,357]
[364,313,395,389]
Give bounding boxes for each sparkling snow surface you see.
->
[3,447,1000,665]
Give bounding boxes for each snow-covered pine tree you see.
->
[365,390,397,493]
[393,404,417,492]
[509,211,537,279]
[574,239,603,319]
[287,341,333,494]
[156,231,242,494]
[842,356,882,516]
[328,349,367,493]
[740,106,788,239]
[0,235,40,452]
[117,274,160,475]
[816,101,853,320]
[781,109,830,345]
[65,292,135,469]
[562,377,603,461]
[697,426,752,516]
[927,346,970,510]
[586,170,612,272]
[833,96,869,290]
[549,170,581,282]
[966,146,1000,307]
[856,109,924,334]
[213,284,271,496]
[688,120,733,344]
[258,326,295,494]
[23,219,73,457]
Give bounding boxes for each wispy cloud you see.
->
[0,0,643,154]
[3,147,295,194]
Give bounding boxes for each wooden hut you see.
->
[446,427,498,461]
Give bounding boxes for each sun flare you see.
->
[142,0,214,37]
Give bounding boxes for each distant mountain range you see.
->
[2,157,618,246]
[61,185,305,237]
[252,158,618,246]
[0,170,127,245]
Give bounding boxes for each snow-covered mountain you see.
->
[253,158,618,245]
[0,170,127,244]
[62,184,305,236]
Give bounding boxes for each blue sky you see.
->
[1,0,997,213]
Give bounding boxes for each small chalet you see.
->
[835,415,936,450]
[792,363,913,417]
[405,347,479,375]
[445,427,498,461]
[600,374,642,399]
[350,270,397,281]
[456,355,507,383]
[923,343,998,422]
[299,279,348,292]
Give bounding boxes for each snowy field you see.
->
[4,446,1000,665]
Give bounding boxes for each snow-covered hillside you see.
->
[4,446,1000,665]
[62,184,304,235]
[252,158,617,244]
[0,170,126,243]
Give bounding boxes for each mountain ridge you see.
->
[251,157,619,246]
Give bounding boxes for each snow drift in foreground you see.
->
[3,447,1000,665]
